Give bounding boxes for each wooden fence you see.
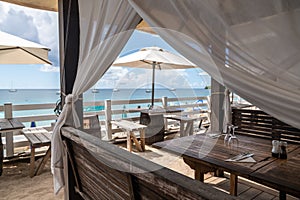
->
[0,96,208,156]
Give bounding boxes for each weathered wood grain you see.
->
[153,133,300,199]
[232,108,300,144]
[62,127,237,200]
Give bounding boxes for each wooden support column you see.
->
[162,96,168,130]
[58,0,82,199]
[105,100,112,140]
[210,79,225,132]
[59,0,83,126]
[4,103,13,157]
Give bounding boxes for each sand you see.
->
[0,159,63,200]
[0,142,195,200]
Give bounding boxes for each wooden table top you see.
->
[0,118,24,132]
[112,120,146,131]
[153,133,300,197]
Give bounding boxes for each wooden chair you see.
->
[83,115,101,139]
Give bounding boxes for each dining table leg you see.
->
[230,173,238,196]
[279,191,286,200]
[195,166,205,182]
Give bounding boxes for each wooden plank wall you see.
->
[62,127,237,200]
[232,108,300,144]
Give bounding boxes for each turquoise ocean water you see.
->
[0,88,210,126]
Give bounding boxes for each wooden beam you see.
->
[210,79,225,132]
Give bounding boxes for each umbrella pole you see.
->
[151,62,156,108]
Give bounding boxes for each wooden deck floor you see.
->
[204,173,298,200]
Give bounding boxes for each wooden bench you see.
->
[111,120,146,152]
[22,127,51,177]
[232,108,300,144]
[61,127,237,200]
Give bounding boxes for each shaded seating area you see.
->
[61,127,236,200]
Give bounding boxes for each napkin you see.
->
[225,152,256,163]
[226,157,256,163]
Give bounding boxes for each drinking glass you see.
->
[228,126,239,154]
[224,124,233,146]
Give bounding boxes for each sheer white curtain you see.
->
[51,0,141,194]
[129,0,300,129]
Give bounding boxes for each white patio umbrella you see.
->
[112,47,196,107]
[0,30,51,64]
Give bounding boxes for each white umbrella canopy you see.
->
[112,47,197,107]
[0,30,51,65]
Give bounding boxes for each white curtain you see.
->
[129,0,300,129]
[51,0,141,194]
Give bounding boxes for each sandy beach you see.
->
[0,142,194,200]
[0,158,63,200]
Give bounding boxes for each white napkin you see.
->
[225,152,256,163]
[226,157,256,163]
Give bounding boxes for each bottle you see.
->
[271,140,280,158]
[279,141,287,159]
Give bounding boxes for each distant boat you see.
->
[9,89,17,92]
[169,88,176,91]
[92,88,99,93]
[9,81,17,92]
[113,88,119,92]
[145,89,151,93]
[56,90,60,95]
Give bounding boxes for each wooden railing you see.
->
[0,96,208,155]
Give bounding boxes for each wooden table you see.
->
[0,118,25,176]
[164,114,198,137]
[153,133,300,199]
[111,120,146,152]
[22,127,51,177]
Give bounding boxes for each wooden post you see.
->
[105,100,112,140]
[58,0,82,199]
[210,79,225,132]
[59,0,83,129]
[4,103,14,157]
[162,96,168,130]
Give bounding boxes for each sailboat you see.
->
[92,88,99,93]
[145,89,151,93]
[9,81,17,92]
[9,88,17,92]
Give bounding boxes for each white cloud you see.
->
[0,2,59,66]
[40,64,59,72]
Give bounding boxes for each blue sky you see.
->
[0,2,210,89]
